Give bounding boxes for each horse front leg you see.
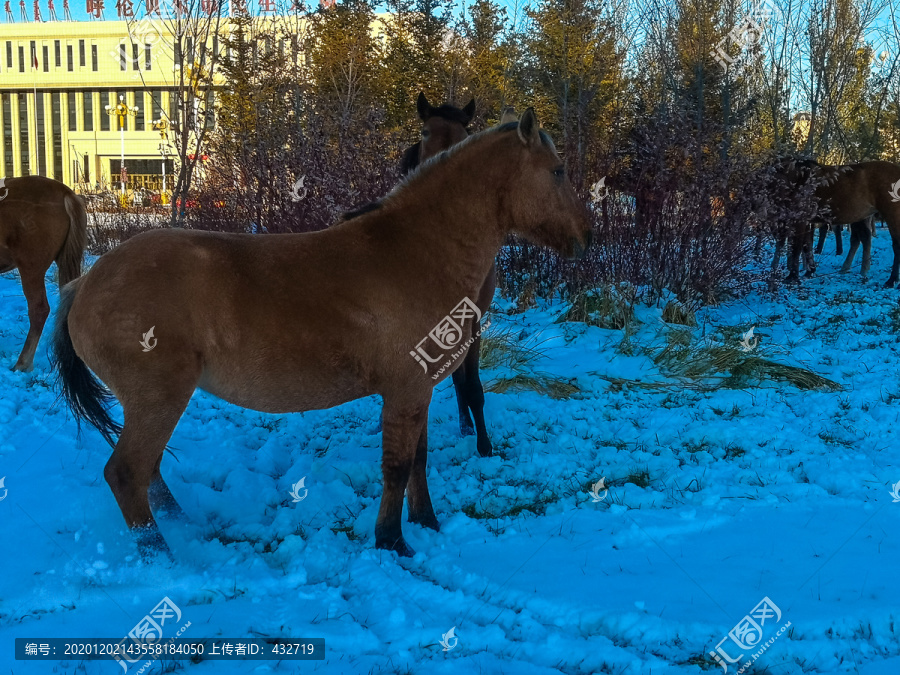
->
[376,397,430,557]
[834,223,843,256]
[12,267,50,372]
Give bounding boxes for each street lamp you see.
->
[105,95,139,202]
[151,118,170,205]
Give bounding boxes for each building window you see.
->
[35,91,46,175]
[91,44,98,72]
[119,44,127,71]
[2,94,12,175]
[67,91,77,131]
[51,93,62,180]
[5,42,11,70]
[132,44,139,70]
[67,44,73,71]
[18,45,23,72]
[83,91,93,132]
[101,94,110,132]
[54,40,61,67]
[18,95,28,174]
[79,39,85,67]
[145,43,152,70]
[151,88,164,122]
[135,93,144,129]
[43,45,49,72]
[205,90,215,130]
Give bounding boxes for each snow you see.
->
[1,234,899,674]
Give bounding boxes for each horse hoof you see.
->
[408,512,440,532]
[376,535,416,557]
[804,270,815,278]
[11,362,33,373]
[459,421,475,437]
[784,274,800,284]
[477,438,493,458]
[134,525,173,562]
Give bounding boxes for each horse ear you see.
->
[416,92,432,121]
[462,98,476,124]
[499,107,518,125]
[517,107,541,147]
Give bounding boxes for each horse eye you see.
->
[422,130,431,138]
[552,167,565,178]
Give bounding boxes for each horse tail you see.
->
[57,193,87,288]
[50,278,122,448]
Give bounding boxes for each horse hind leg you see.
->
[12,266,51,372]
[148,453,186,520]
[834,224,843,255]
[841,222,862,274]
[859,220,873,278]
[815,224,827,254]
[406,422,439,531]
[461,332,492,457]
[105,379,196,560]
[451,367,475,437]
[884,215,900,288]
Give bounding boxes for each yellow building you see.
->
[0,19,209,192]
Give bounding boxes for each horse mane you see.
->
[342,121,551,220]
[395,122,543,193]
[342,202,383,221]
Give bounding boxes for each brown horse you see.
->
[51,109,592,560]
[776,160,900,283]
[0,176,86,371]
[400,92,497,457]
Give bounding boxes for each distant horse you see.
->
[400,92,499,458]
[51,109,592,559]
[0,176,86,371]
[777,160,900,283]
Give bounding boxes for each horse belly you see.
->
[196,353,374,414]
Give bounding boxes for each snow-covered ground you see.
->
[1,233,899,674]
